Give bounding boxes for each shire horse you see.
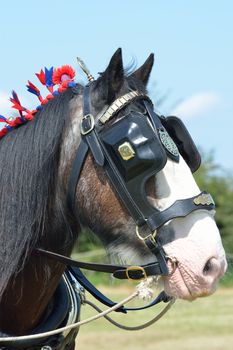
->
[0,49,227,349]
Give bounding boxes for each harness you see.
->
[0,270,82,350]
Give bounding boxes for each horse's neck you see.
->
[0,110,81,335]
[0,255,66,335]
[0,205,78,335]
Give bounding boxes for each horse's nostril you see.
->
[203,257,221,277]
[203,259,213,275]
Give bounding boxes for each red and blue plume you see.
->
[36,67,54,93]
[0,115,7,123]
[27,81,43,102]
[0,115,15,127]
[45,67,54,93]
[36,69,46,85]
[0,62,77,139]
[11,90,21,105]
[53,65,75,85]
[10,91,25,116]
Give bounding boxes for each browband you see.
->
[99,90,150,124]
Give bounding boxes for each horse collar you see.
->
[0,271,82,350]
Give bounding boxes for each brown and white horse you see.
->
[0,49,227,347]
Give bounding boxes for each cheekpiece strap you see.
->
[81,85,105,166]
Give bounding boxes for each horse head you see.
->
[61,48,227,300]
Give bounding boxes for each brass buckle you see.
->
[136,225,157,243]
[126,266,147,281]
[80,114,95,135]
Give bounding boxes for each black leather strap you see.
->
[33,248,164,279]
[83,84,91,116]
[125,291,172,311]
[100,142,146,225]
[69,266,127,314]
[67,84,105,215]
[81,84,105,166]
[81,116,105,166]
[67,139,89,215]
[147,191,215,231]
[69,266,171,313]
[144,238,169,275]
[112,262,162,279]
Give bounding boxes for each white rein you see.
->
[0,277,175,342]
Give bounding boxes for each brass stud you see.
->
[193,193,215,206]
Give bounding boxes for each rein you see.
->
[0,270,175,344]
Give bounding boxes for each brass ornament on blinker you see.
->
[118,142,135,161]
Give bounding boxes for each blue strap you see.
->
[125,290,171,311]
[69,266,127,313]
[69,267,170,314]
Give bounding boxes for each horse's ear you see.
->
[96,48,124,103]
[130,53,154,85]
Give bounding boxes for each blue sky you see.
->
[0,0,232,171]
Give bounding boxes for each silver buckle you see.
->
[80,114,95,135]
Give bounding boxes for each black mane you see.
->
[0,87,79,297]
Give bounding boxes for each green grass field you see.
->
[75,286,233,350]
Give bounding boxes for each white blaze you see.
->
[153,157,227,300]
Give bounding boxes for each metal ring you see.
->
[125,266,147,281]
[166,256,178,276]
[135,225,157,242]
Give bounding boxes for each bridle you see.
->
[35,82,215,280]
[33,81,216,291]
